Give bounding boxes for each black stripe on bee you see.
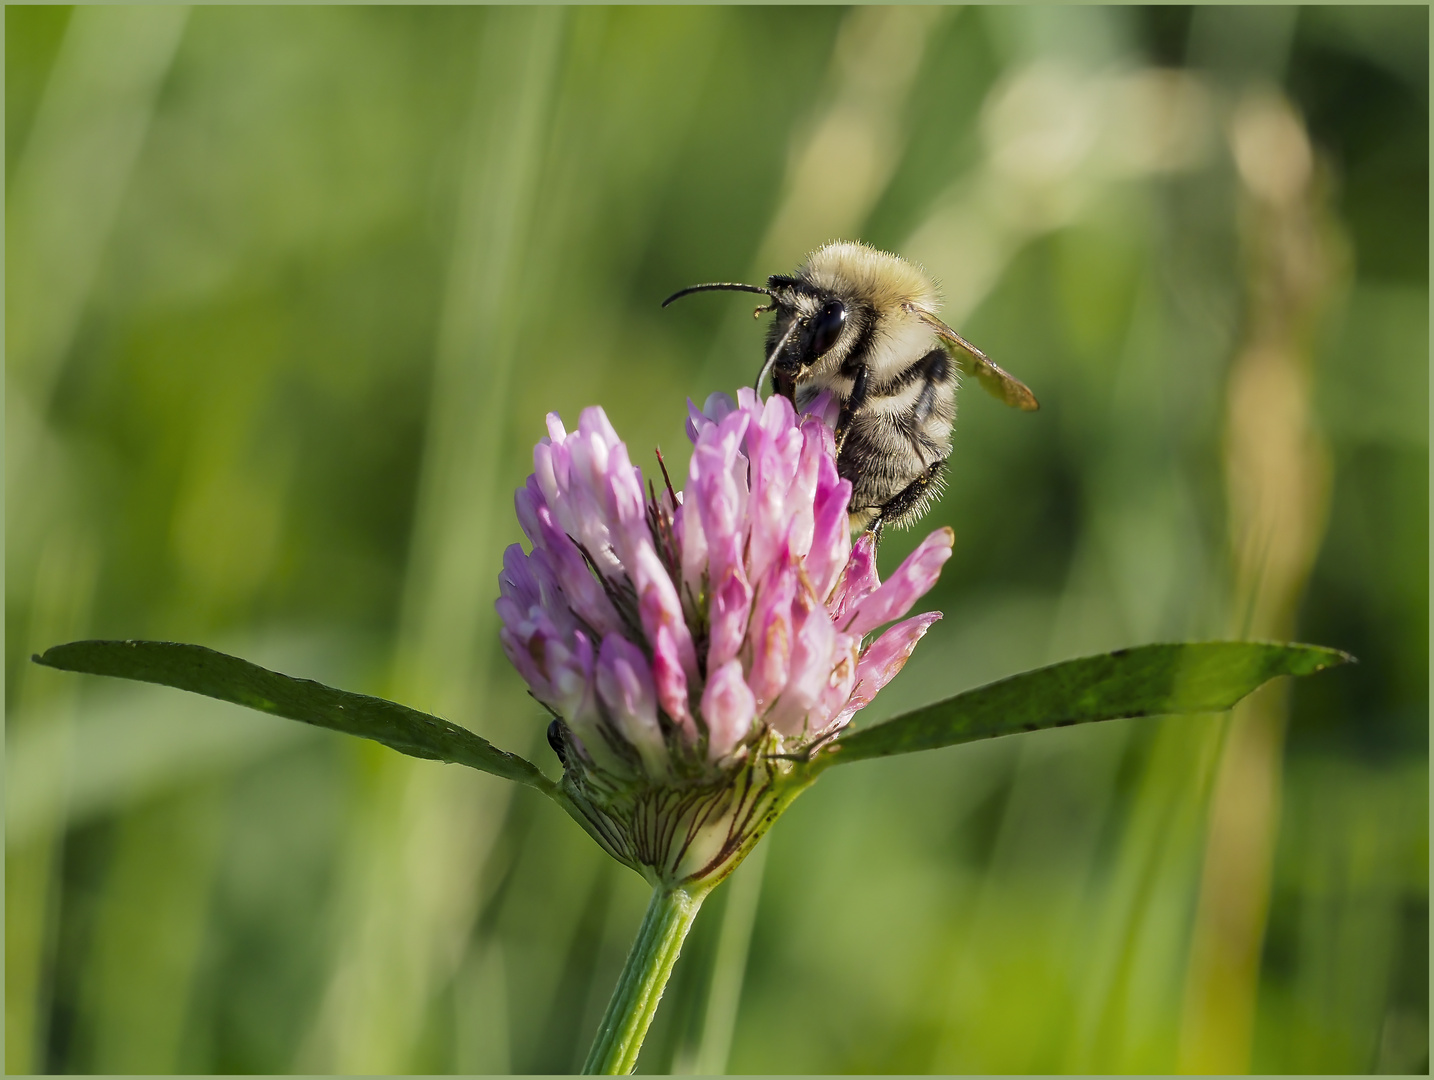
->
[913,373,942,425]
[875,347,950,396]
[766,273,826,302]
[839,315,878,380]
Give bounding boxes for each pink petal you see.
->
[686,391,738,443]
[551,631,641,774]
[707,566,752,673]
[495,595,571,702]
[499,594,593,720]
[690,411,750,587]
[495,582,608,752]
[546,629,595,723]
[538,413,623,580]
[514,476,546,550]
[701,658,756,761]
[799,388,841,430]
[812,633,861,735]
[745,401,804,586]
[827,532,881,623]
[498,623,546,695]
[632,544,699,679]
[757,391,797,440]
[650,621,696,741]
[806,466,852,603]
[859,611,942,686]
[685,401,708,444]
[532,438,560,512]
[675,499,708,598]
[560,408,635,563]
[746,552,797,711]
[604,469,654,575]
[764,585,837,737]
[779,421,823,561]
[834,611,942,727]
[704,391,739,424]
[596,634,668,776]
[808,413,848,599]
[526,499,622,636]
[580,405,622,446]
[498,543,542,611]
[843,528,954,638]
[524,548,579,634]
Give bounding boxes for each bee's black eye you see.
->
[809,300,847,356]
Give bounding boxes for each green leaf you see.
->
[826,641,1353,766]
[33,639,557,795]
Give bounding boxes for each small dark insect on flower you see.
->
[546,718,567,766]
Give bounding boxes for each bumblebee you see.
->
[665,241,1038,534]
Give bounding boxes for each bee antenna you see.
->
[754,317,800,399]
[661,282,771,308]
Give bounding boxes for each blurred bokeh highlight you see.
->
[6,6,1427,1073]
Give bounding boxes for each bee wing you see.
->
[905,304,1039,411]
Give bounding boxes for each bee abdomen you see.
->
[872,458,948,530]
[838,414,945,524]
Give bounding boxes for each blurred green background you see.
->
[6,5,1426,1074]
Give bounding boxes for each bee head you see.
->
[660,277,839,395]
[661,241,939,396]
[759,275,850,384]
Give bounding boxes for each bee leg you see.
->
[871,457,948,533]
[869,516,886,549]
[834,364,870,455]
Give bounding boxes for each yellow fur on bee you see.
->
[799,241,940,313]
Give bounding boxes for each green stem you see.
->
[582,884,707,1075]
